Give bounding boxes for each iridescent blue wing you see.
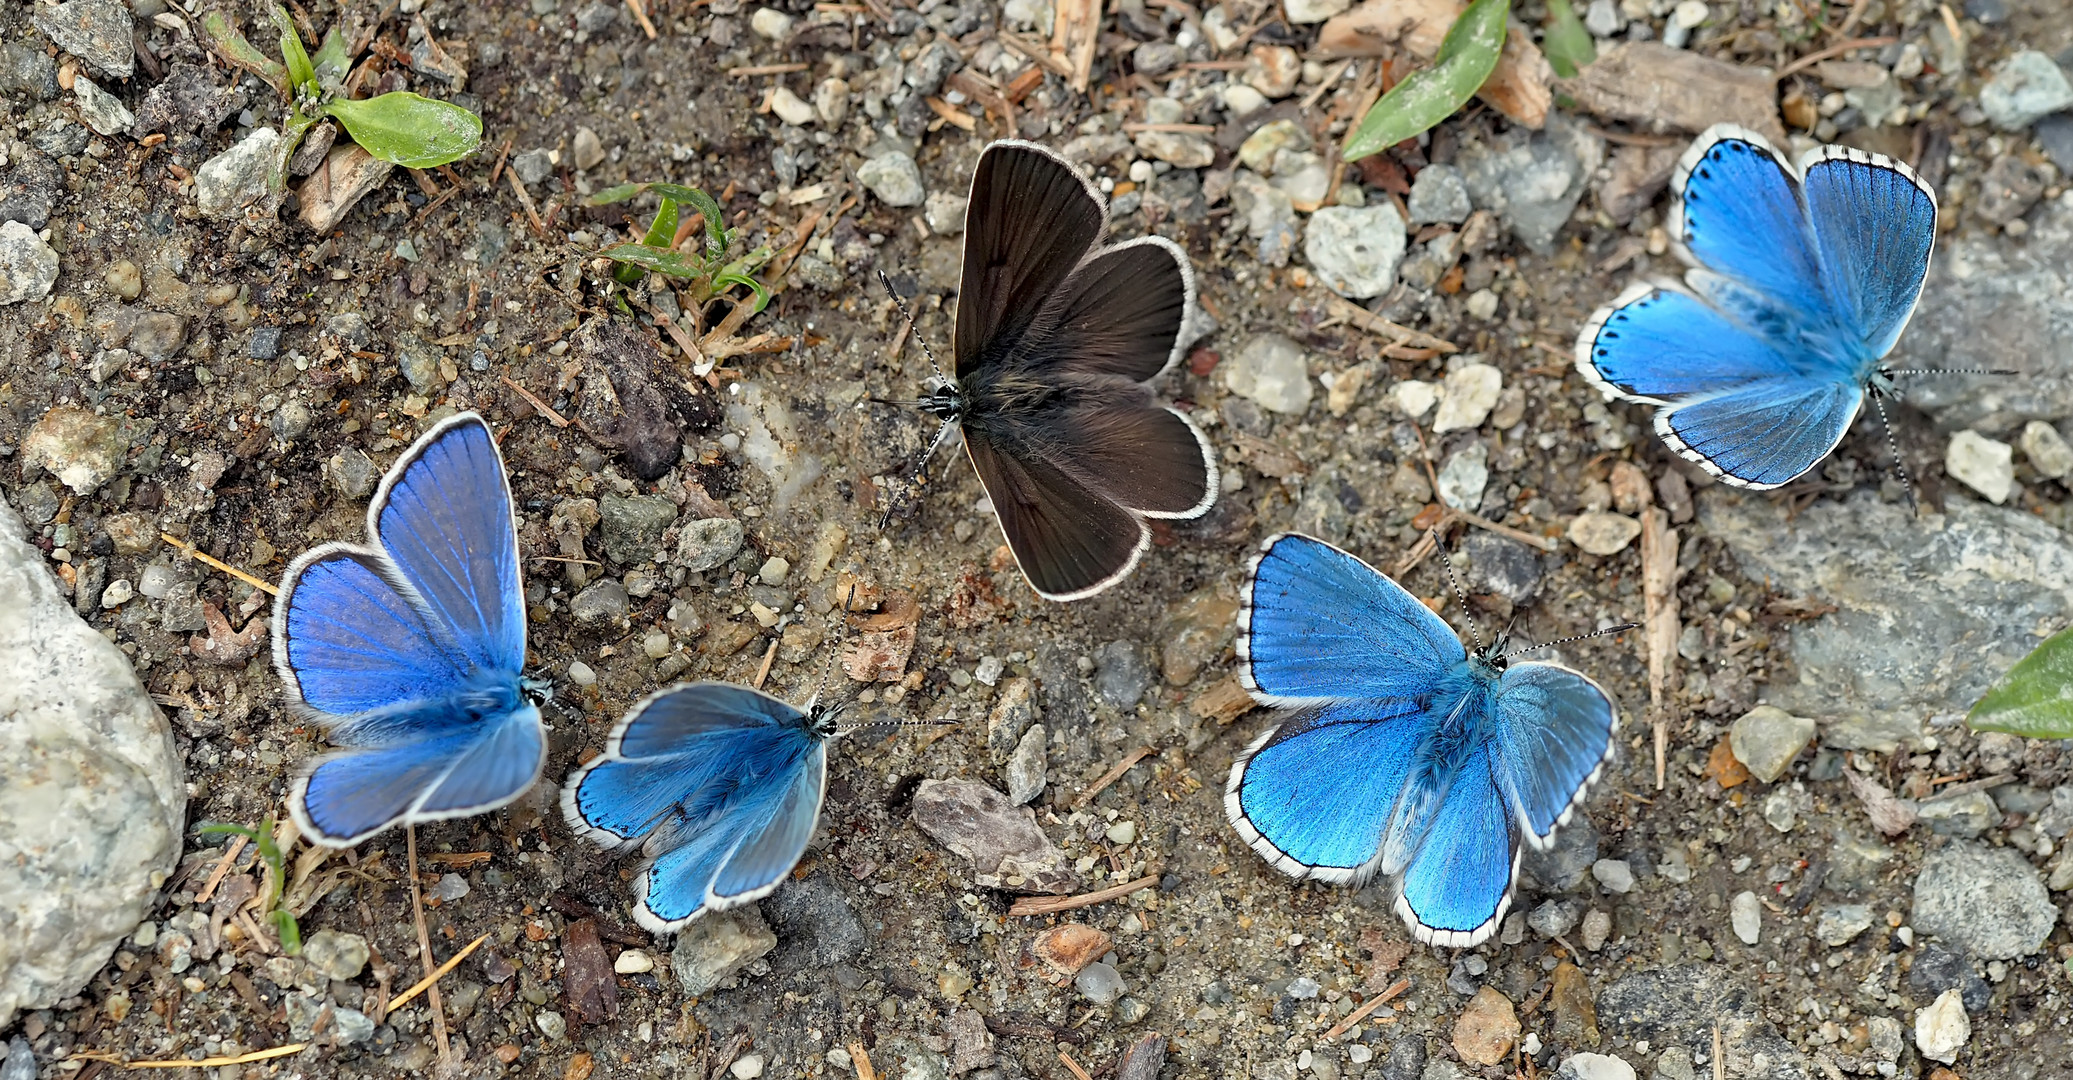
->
[1224,698,1445,884]
[1394,748,1518,948]
[1239,533,1462,706]
[292,700,545,845]
[560,683,824,933]
[369,413,527,677]
[1800,145,1938,359]
[1657,379,1862,488]
[1490,662,1618,846]
[1576,284,1806,404]
[1668,125,1832,320]
[272,548,473,715]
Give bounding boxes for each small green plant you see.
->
[197,818,302,955]
[1343,0,1510,162]
[587,182,774,315]
[201,5,482,188]
[1967,626,2073,739]
[1541,0,1597,79]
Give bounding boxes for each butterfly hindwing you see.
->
[294,698,544,844]
[1800,146,1938,358]
[1240,533,1463,705]
[710,745,827,904]
[1657,379,1863,489]
[1393,748,1520,948]
[963,431,1149,601]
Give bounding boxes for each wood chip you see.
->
[1640,506,1680,790]
[1558,41,1786,144]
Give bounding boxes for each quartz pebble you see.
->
[2019,420,2073,479]
[1568,511,1641,555]
[1729,890,1761,945]
[1727,705,1815,783]
[1432,363,1503,433]
[1946,430,2014,504]
[1914,989,1970,1064]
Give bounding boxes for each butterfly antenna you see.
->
[835,715,961,739]
[807,584,865,710]
[1868,389,1920,517]
[1503,622,1641,659]
[1429,529,1485,652]
[1883,367,2020,377]
[878,419,959,530]
[877,270,945,381]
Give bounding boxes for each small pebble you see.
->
[1568,511,1642,556]
[614,949,656,974]
[1729,891,1761,945]
[759,556,791,585]
[104,260,141,299]
[769,86,815,127]
[1591,859,1634,893]
[2019,420,2073,479]
[750,8,794,39]
[568,661,598,686]
[1914,989,1970,1064]
[1946,430,2014,504]
[99,578,134,608]
[730,1054,766,1080]
[1106,820,1138,845]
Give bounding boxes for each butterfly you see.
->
[904,139,1219,601]
[1224,533,1623,947]
[561,683,836,932]
[1575,124,1938,489]
[273,412,547,846]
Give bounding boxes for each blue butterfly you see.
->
[562,683,833,932]
[1575,124,1938,489]
[1224,534,1621,947]
[273,412,546,846]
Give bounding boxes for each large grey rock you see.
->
[1700,491,2073,748]
[1456,116,1604,254]
[32,0,134,78]
[1,497,185,1029]
[0,222,59,306]
[1900,193,2073,431]
[1596,966,1811,1080]
[1910,841,2055,960]
[1978,51,2073,131]
[911,779,1078,894]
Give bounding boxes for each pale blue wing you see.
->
[1801,147,1938,359]
[561,683,813,845]
[1577,285,1807,404]
[1224,698,1444,884]
[370,413,527,677]
[1491,662,1618,845]
[636,816,753,931]
[273,547,473,716]
[710,745,827,903]
[1394,748,1518,948]
[1670,126,1832,322]
[293,699,544,846]
[1657,379,1862,488]
[1240,533,1462,706]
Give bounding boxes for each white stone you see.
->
[614,948,656,974]
[1223,82,1268,117]
[1946,429,2014,504]
[1591,859,1635,893]
[1914,989,1970,1064]
[1436,442,1488,511]
[1004,723,1046,805]
[1980,51,2073,132]
[1283,0,1350,23]
[730,1054,767,1079]
[568,660,598,685]
[2020,420,2073,479]
[1554,1053,1637,1080]
[0,221,59,306]
[1303,204,1405,299]
[1,498,185,1029]
[195,127,282,220]
[671,907,779,996]
[769,86,816,127]
[1730,890,1761,945]
[750,7,794,39]
[1223,334,1314,415]
[924,192,967,235]
[1432,363,1504,433]
[1465,288,1500,321]
[1391,380,1437,418]
[72,76,134,136]
[814,77,850,127]
[857,152,925,207]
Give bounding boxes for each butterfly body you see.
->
[1577,125,1938,489]
[922,140,1218,601]
[1226,534,1619,947]
[274,412,547,847]
[563,683,835,932]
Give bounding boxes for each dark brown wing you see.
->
[1040,236,1195,382]
[955,141,1105,379]
[1043,401,1217,519]
[964,430,1148,601]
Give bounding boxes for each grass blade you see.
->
[1343,0,1510,162]
[1542,0,1596,78]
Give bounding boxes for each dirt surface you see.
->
[6,0,2073,1078]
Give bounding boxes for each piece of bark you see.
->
[1314,0,1552,128]
[298,143,395,232]
[1557,41,1785,145]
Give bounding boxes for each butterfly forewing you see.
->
[955,140,1106,374]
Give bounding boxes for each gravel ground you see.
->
[5,1,2073,1079]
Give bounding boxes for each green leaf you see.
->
[600,243,713,280]
[1343,0,1510,162]
[1542,0,1596,78]
[272,6,316,92]
[313,26,352,86]
[271,909,303,956]
[586,183,652,206]
[641,198,680,249]
[321,93,483,169]
[200,11,290,94]
[1968,625,2073,739]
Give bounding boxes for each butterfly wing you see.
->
[369,413,527,676]
[1576,284,1812,404]
[1225,698,1444,884]
[1039,235,1196,383]
[1239,533,1463,705]
[1656,378,1863,488]
[561,683,823,932]
[955,140,1106,378]
[1668,125,1831,319]
[963,431,1149,601]
[272,548,474,715]
[294,701,546,845]
[1799,145,1938,359]
[1490,662,1618,847]
[1393,747,1519,948]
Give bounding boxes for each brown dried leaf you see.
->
[561,919,619,1025]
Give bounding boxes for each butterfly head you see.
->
[1471,631,1512,674]
[520,674,556,707]
[803,695,848,738]
[918,374,964,422]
